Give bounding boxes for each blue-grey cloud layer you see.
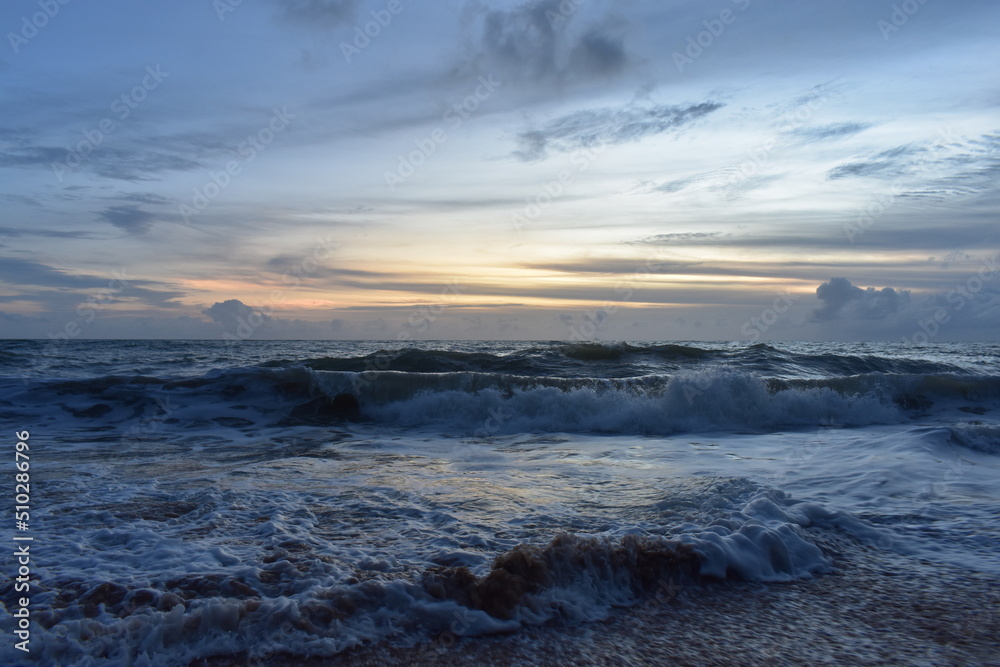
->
[0,0,998,340]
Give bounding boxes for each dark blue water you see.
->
[1,340,998,665]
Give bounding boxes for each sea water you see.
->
[0,340,998,664]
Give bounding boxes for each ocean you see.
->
[1,340,998,665]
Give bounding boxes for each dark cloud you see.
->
[637,164,781,199]
[925,286,1000,331]
[513,101,723,161]
[827,145,921,180]
[389,196,569,212]
[89,149,202,182]
[525,259,698,274]
[826,130,1000,202]
[790,122,871,142]
[812,277,908,321]
[827,162,898,180]
[915,130,1000,200]
[262,255,410,286]
[0,257,184,308]
[615,219,1000,260]
[633,232,726,244]
[0,142,201,182]
[3,194,42,207]
[0,226,94,240]
[520,254,996,294]
[795,260,1000,340]
[115,192,174,206]
[568,30,627,76]
[203,299,272,329]
[471,0,629,86]
[327,275,725,305]
[0,146,66,168]
[98,205,158,234]
[272,0,359,28]
[0,311,30,323]
[0,257,102,290]
[201,298,356,340]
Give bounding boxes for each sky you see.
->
[1,0,998,342]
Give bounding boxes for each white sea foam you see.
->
[351,368,903,435]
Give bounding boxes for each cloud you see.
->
[98,205,158,233]
[0,226,94,240]
[789,121,870,142]
[717,173,785,201]
[0,145,65,168]
[88,149,203,181]
[0,143,201,182]
[914,130,1000,200]
[794,260,1000,341]
[640,173,716,194]
[3,194,42,207]
[634,164,783,200]
[812,277,909,321]
[825,130,1000,204]
[0,257,184,308]
[272,0,358,27]
[467,0,629,86]
[827,145,921,180]
[203,299,272,330]
[631,232,726,244]
[0,257,103,290]
[634,170,732,195]
[571,30,628,76]
[201,298,362,340]
[513,101,723,161]
[115,192,174,206]
[262,256,405,288]
[525,259,698,275]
